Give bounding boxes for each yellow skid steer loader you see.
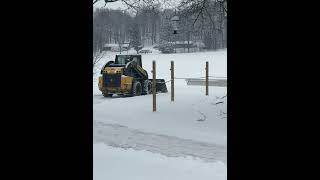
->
[98,55,167,97]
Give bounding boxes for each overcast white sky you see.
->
[93,0,181,11]
[94,0,127,10]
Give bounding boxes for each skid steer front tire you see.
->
[131,81,142,96]
[143,80,152,95]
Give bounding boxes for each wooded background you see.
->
[93,0,227,55]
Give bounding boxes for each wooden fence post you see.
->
[171,61,174,102]
[153,61,156,112]
[206,61,209,96]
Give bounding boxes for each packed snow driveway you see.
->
[94,121,227,164]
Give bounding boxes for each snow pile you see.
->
[94,143,227,180]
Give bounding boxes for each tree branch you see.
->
[204,7,216,31]
[93,0,100,5]
[192,4,204,27]
[121,0,140,12]
[217,0,227,13]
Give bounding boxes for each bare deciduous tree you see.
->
[176,0,227,50]
[93,51,105,67]
[93,51,106,75]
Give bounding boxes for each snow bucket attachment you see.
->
[150,79,168,93]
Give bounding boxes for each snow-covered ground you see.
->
[94,143,227,180]
[94,49,227,145]
[94,121,227,164]
[93,49,227,179]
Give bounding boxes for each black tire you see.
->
[142,80,152,95]
[102,93,113,97]
[131,81,142,96]
[160,85,168,93]
[157,83,168,93]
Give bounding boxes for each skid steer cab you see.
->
[98,55,168,97]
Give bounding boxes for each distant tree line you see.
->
[93,0,227,55]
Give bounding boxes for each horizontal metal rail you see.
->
[186,78,227,87]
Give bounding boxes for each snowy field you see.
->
[94,143,227,180]
[93,49,227,179]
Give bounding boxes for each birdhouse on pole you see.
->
[171,15,179,34]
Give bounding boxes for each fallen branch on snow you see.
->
[220,94,227,99]
[197,110,207,122]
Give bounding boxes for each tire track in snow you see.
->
[93,121,227,164]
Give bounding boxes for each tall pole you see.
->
[119,30,121,54]
[206,61,209,96]
[171,61,174,101]
[153,61,156,112]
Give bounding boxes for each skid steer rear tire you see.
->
[143,80,152,95]
[131,81,142,96]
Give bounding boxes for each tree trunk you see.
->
[187,31,190,53]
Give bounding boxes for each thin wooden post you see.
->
[171,61,174,102]
[152,61,156,112]
[206,61,209,96]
